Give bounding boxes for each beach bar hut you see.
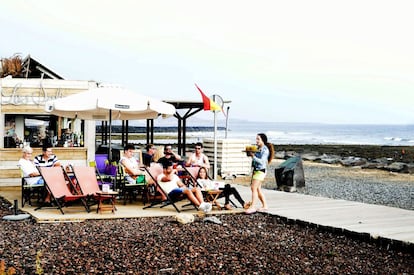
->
[0,55,98,186]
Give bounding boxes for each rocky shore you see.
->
[0,197,413,274]
[274,144,414,174]
[262,160,414,211]
[230,144,414,211]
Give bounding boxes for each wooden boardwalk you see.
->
[1,185,413,248]
[235,184,414,247]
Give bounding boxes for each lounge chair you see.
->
[88,160,114,190]
[141,163,164,205]
[118,164,147,205]
[21,174,44,207]
[182,166,203,188]
[36,166,89,214]
[143,164,197,212]
[183,166,237,208]
[72,166,115,212]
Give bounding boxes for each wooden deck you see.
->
[1,185,413,248]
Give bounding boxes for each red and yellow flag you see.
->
[195,84,222,112]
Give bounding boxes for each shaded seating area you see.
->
[36,166,89,214]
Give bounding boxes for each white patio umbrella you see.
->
[45,86,176,160]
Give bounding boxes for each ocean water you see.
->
[122,121,414,146]
[225,121,414,146]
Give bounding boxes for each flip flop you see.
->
[243,201,252,210]
[244,208,257,215]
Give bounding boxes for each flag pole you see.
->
[225,106,230,139]
[213,99,218,180]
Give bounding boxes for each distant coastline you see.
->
[96,125,226,133]
[97,122,414,146]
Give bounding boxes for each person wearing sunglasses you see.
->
[185,142,210,170]
[157,144,182,168]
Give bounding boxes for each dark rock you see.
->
[384,162,408,173]
[301,153,321,161]
[339,157,367,167]
[407,164,414,174]
[361,162,385,169]
[320,154,341,164]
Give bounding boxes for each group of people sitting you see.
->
[19,144,61,204]
[19,141,250,213]
[121,142,250,212]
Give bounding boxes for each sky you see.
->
[1,0,413,125]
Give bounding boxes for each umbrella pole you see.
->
[109,109,112,161]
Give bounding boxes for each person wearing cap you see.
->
[157,161,212,212]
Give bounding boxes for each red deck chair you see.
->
[183,166,203,188]
[72,166,114,212]
[142,163,165,206]
[143,163,197,212]
[183,166,237,208]
[36,166,89,214]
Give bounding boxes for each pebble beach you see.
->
[262,160,414,211]
[0,199,413,274]
[1,158,413,274]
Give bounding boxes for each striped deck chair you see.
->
[36,166,89,214]
[72,166,114,212]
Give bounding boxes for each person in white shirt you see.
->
[185,142,210,170]
[157,161,211,212]
[120,144,146,184]
[18,146,44,186]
